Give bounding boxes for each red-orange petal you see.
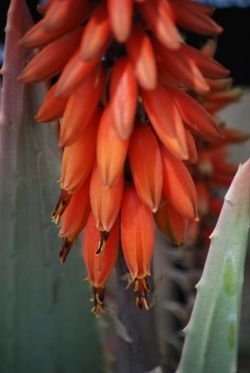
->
[185,129,198,164]
[169,86,223,141]
[141,83,188,160]
[60,109,100,192]
[128,124,163,212]
[121,186,154,280]
[107,0,133,42]
[55,50,100,97]
[154,202,188,245]
[59,66,104,147]
[35,83,68,122]
[138,0,181,50]
[59,177,91,240]
[97,105,129,186]
[180,43,230,79]
[83,213,119,289]
[80,3,111,61]
[20,19,65,48]
[156,42,209,94]
[42,0,91,33]
[19,28,82,83]
[126,24,157,90]
[90,165,124,232]
[161,146,198,220]
[109,57,138,139]
[171,0,222,36]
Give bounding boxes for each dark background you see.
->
[0,1,250,86]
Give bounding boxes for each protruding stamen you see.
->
[59,237,74,263]
[96,231,109,255]
[91,287,105,316]
[134,277,150,310]
[51,189,72,224]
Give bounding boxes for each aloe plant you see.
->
[177,159,250,373]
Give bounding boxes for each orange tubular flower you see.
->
[161,146,198,221]
[20,0,236,311]
[141,83,188,160]
[19,28,82,83]
[60,109,100,193]
[35,83,68,123]
[107,0,133,42]
[109,57,138,139]
[126,24,157,90]
[155,202,188,246]
[97,105,129,187]
[59,178,91,263]
[128,124,163,212]
[80,3,111,61]
[83,213,119,315]
[90,165,124,234]
[59,67,104,146]
[121,187,154,309]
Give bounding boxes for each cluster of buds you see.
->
[20,0,235,314]
[155,39,248,250]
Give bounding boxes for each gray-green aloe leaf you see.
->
[177,158,250,373]
[0,1,101,372]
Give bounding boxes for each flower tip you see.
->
[152,205,158,213]
[17,71,26,82]
[194,216,200,223]
[91,287,105,316]
[59,238,74,264]
[96,231,110,255]
[216,25,223,34]
[134,277,150,310]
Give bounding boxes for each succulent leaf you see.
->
[177,159,250,373]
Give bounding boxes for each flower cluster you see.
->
[20,0,231,314]
[155,39,247,249]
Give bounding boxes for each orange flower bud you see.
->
[138,0,180,50]
[155,202,188,245]
[171,0,223,36]
[35,83,68,122]
[90,165,124,232]
[180,43,229,79]
[121,187,154,308]
[59,178,91,263]
[55,50,100,98]
[83,213,119,314]
[51,189,72,225]
[161,146,198,220]
[19,28,82,83]
[128,124,163,212]
[59,67,104,146]
[20,18,79,49]
[80,3,111,61]
[141,83,188,160]
[109,57,137,139]
[169,86,222,141]
[107,0,133,42]
[185,129,198,164]
[156,41,209,94]
[97,105,129,186]
[60,109,100,193]
[126,24,157,90]
[42,0,91,33]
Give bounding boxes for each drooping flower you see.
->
[121,186,154,309]
[20,0,235,312]
[83,213,119,315]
